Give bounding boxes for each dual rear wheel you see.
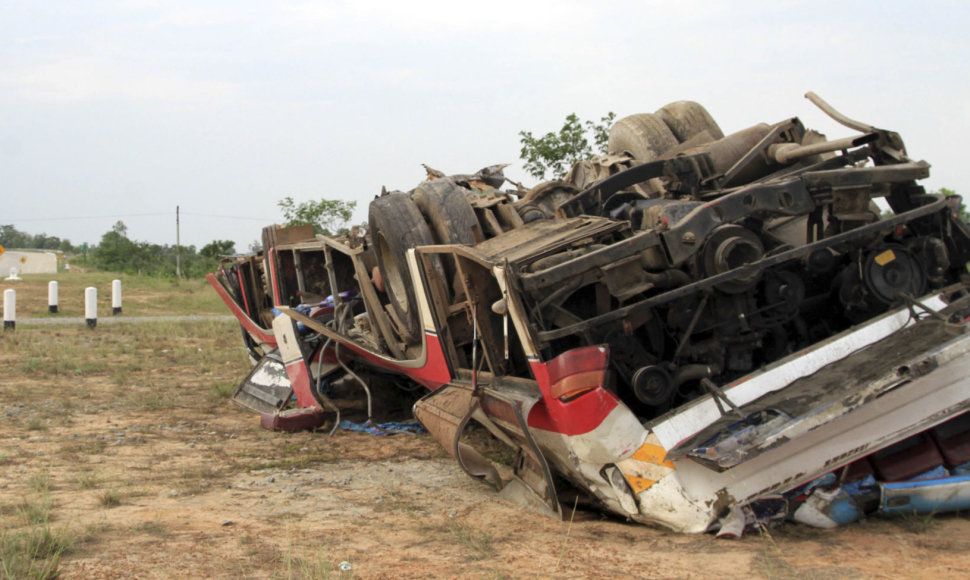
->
[369,180,478,344]
[608,101,722,162]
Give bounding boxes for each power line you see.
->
[6,212,171,222]
[6,211,267,223]
[181,211,267,221]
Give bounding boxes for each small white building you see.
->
[0,249,59,275]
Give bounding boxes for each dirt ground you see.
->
[2,318,970,579]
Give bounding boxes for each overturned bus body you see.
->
[209,94,970,534]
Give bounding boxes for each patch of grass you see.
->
[26,473,51,495]
[257,455,328,471]
[446,520,495,560]
[18,497,52,526]
[1,471,72,580]
[124,486,152,499]
[553,497,579,574]
[97,489,122,508]
[173,464,227,496]
[0,525,74,580]
[254,443,337,471]
[751,526,807,579]
[894,510,942,534]
[275,553,339,580]
[79,520,114,545]
[131,520,168,537]
[24,417,46,431]
[21,359,42,374]
[120,389,180,411]
[75,472,102,490]
[272,538,354,580]
[210,381,237,400]
[59,438,108,457]
[110,363,141,386]
[0,272,227,318]
[0,503,19,518]
[375,490,420,518]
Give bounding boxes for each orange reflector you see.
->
[550,370,606,400]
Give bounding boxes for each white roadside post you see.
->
[85,287,97,329]
[112,279,122,315]
[48,281,59,314]
[3,289,14,331]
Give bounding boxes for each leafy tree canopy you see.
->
[937,187,969,223]
[0,224,73,252]
[200,239,236,258]
[518,112,615,180]
[278,197,356,235]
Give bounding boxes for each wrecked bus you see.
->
[209,93,970,534]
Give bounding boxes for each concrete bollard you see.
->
[112,279,122,315]
[3,289,14,331]
[84,287,97,329]
[48,281,59,314]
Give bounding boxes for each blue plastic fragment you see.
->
[842,474,877,496]
[880,473,970,515]
[826,491,863,525]
[338,419,426,436]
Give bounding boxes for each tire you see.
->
[412,179,479,245]
[655,101,724,143]
[369,193,435,344]
[607,113,679,162]
[412,180,479,300]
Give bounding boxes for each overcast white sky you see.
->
[2,1,968,251]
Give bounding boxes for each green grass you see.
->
[0,320,249,410]
[26,473,51,495]
[0,271,227,318]
[75,472,103,491]
[0,270,254,579]
[97,490,122,509]
[0,526,75,580]
[1,470,73,580]
[131,520,168,537]
[275,554,340,580]
[18,497,52,526]
[895,510,943,534]
[446,521,495,560]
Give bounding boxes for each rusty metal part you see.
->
[534,196,947,343]
[769,132,879,164]
[805,91,877,134]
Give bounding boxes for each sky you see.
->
[2,1,969,251]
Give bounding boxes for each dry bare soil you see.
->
[2,273,970,578]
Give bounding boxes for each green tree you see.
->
[936,187,968,223]
[277,197,356,235]
[0,225,32,248]
[200,239,236,258]
[94,224,139,272]
[518,112,616,180]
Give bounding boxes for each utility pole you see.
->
[176,205,182,279]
